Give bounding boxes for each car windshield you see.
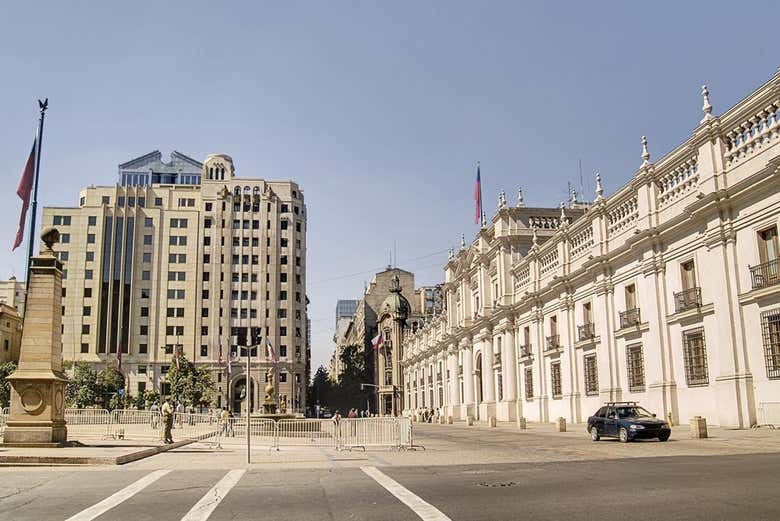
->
[615,406,653,419]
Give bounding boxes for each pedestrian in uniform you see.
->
[162,396,174,444]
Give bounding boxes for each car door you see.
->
[593,406,607,433]
[604,407,619,436]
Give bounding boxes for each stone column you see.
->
[4,228,69,446]
[502,325,517,421]
[462,342,475,417]
[447,348,459,409]
[482,335,496,420]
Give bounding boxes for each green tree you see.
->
[333,345,372,413]
[0,361,17,409]
[307,365,333,410]
[167,357,215,407]
[97,366,126,409]
[65,362,101,408]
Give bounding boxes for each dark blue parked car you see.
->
[587,402,671,443]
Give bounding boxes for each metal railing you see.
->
[0,408,415,450]
[545,335,560,351]
[620,308,641,328]
[578,323,595,341]
[750,259,780,290]
[674,287,702,313]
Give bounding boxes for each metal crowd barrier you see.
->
[754,402,780,429]
[0,408,416,449]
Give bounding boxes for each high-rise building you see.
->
[43,152,308,413]
[335,299,359,324]
[0,277,26,315]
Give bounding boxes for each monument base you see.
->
[3,420,67,446]
[3,374,68,446]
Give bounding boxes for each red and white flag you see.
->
[371,330,385,351]
[13,142,36,251]
[266,338,277,363]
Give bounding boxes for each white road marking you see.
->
[361,466,451,521]
[180,469,246,521]
[65,469,172,521]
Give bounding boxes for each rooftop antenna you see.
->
[578,158,584,202]
[394,240,397,268]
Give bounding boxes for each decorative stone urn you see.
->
[3,227,69,446]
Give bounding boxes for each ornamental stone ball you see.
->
[40,226,59,255]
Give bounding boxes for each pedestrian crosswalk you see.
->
[50,467,449,521]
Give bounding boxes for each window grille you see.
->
[551,362,562,399]
[626,344,646,392]
[584,354,598,396]
[683,328,709,386]
[761,309,780,379]
[524,367,533,400]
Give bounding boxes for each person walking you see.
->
[161,396,174,444]
[175,401,184,428]
[220,407,230,437]
[149,402,160,430]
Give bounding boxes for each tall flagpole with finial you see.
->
[23,99,48,315]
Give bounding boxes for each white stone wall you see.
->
[401,70,780,428]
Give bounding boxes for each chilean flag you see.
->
[13,143,36,251]
[266,338,277,363]
[371,330,385,351]
[474,163,482,225]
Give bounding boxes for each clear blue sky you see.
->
[0,1,776,373]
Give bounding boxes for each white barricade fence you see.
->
[65,408,113,439]
[172,412,220,441]
[338,418,399,450]
[397,417,413,447]
[276,419,339,447]
[109,409,162,440]
[250,418,277,446]
[755,402,780,428]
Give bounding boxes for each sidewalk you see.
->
[0,439,195,465]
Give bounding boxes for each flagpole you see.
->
[23,99,48,313]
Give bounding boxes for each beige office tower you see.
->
[42,153,308,413]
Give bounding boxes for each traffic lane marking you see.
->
[180,469,245,521]
[361,466,451,521]
[64,469,171,521]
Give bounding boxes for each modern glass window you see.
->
[683,328,709,386]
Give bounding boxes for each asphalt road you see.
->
[2,453,779,521]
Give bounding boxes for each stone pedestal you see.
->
[555,417,567,432]
[3,228,69,446]
[466,415,475,426]
[690,416,708,438]
[487,415,497,427]
[517,417,527,430]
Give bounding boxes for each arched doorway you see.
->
[232,377,255,413]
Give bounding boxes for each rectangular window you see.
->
[155,197,163,206]
[83,306,92,316]
[524,367,533,400]
[141,307,149,317]
[102,196,110,205]
[61,233,70,243]
[683,328,709,387]
[88,216,97,226]
[82,324,90,334]
[681,260,697,290]
[84,287,92,298]
[550,362,562,399]
[760,309,780,379]
[140,325,148,335]
[758,226,779,263]
[583,354,598,396]
[80,343,89,353]
[86,251,94,262]
[139,344,148,354]
[142,252,151,262]
[625,283,637,309]
[626,344,646,392]
[200,345,208,357]
[144,234,152,245]
[142,271,150,280]
[583,302,593,324]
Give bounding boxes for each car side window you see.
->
[606,407,616,419]
[595,407,607,417]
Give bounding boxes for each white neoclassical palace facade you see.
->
[401,70,780,428]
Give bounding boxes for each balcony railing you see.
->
[578,323,595,341]
[750,259,780,290]
[545,335,560,351]
[674,287,702,313]
[620,308,641,329]
[519,344,532,358]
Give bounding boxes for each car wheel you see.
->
[590,426,600,441]
[619,427,629,443]
[658,433,670,442]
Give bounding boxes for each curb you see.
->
[0,438,196,466]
